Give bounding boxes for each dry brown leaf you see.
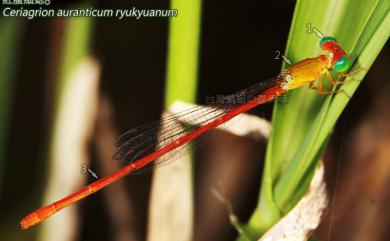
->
[40,57,100,241]
[258,163,328,241]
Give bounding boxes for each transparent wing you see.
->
[112,77,281,173]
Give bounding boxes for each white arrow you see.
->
[88,168,99,179]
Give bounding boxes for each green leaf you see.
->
[238,0,390,240]
[164,0,201,106]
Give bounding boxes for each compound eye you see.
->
[334,56,350,72]
[320,36,337,47]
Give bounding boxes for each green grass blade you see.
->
[238,0,390,240]
[164,0,201,106]
[274,0,390,211]
[55,16,93,108]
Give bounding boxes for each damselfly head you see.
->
[320,36,350,73]
[319,36,337,48]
